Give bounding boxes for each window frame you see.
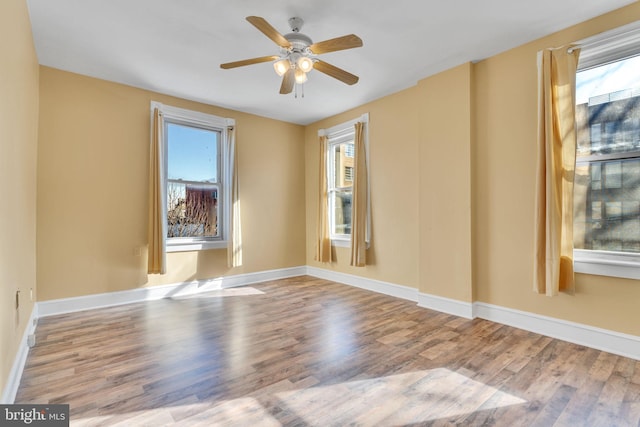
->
[151,101,235,252]
[320,113,370,248]
[572,20,640,279]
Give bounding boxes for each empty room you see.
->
[2,0,640,425]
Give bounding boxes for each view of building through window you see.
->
[330,141,355,236]
[574,55,640,252]
[166,122,220,239]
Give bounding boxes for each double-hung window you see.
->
[152,102,234,252]
[573,22,640,279]
[322,113,369,246]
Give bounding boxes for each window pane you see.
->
[576,56,640,157]
[167,123,219,182]
[604,162,621,189]
[575,160,640,251]
[331,142,354,189]
[331,191,352,235]
[167,182,218,238]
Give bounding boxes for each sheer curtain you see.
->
[315,135,332,263]
[148,107,166,274]
[227,126,242,267]
[533,46,580,296]
[350,122,368,267]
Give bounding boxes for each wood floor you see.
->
[16,276,640,426]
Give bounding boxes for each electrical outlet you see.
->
[133,247,142,257]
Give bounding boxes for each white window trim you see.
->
[319,113,370,247]
[572,20,640,279]
[151,101,235,252]
[575,249,640,280]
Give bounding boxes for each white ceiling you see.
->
[27,0,635,125]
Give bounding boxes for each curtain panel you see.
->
[350,122,368,267]
[148,107,166,274]
[227,127,242,268]
[533,46,580,296]
[315,135,332,263]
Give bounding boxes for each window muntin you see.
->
[574,55,640,255]
[166,122,221,240]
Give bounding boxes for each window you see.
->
[321,114,369,246]
[344,144,355,158]
[573,22,640,279]
[344,166,354,182]
[152,102,234,252]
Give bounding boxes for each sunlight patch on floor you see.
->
[273,368,526,425]
[71,368,525,425]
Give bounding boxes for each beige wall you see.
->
[474,2,640,335]
[0,0,39,399]
[307,3,640,336]
[418,63,473,302]
[305,88,421,289]
[37,67,306,301]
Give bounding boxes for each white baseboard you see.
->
[1,304,38,404]
[307,266,639,360]
[474,302,640,361]
[38,266,306,317]
[417,293,474,319]
[306,266,419,302]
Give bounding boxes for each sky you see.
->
[576,54,640,105]
[167,123,218,182]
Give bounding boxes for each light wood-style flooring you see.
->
[16,276,640,426]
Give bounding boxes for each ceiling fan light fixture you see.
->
[273,58,291,76]
[220,16,363,95]
[294,68,308,84]
[297,56,314,73]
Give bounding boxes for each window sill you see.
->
[574,249,640,280]
[331,239,350,248]
[167,240,227,253]
[330,239,371,249]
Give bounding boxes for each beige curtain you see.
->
[227,127,242,268]
[534,46,580,296]
[148,107,166,274]
[350,122,368,267]
[315,135,332,263]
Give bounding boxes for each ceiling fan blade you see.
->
[309,34,363,54]
[313,60,359,85]
[220,55,280,69]
[280,69,295,94]
[246,16,292,49]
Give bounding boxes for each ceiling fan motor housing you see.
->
[284,32,313,51]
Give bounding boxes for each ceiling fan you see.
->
[220,16,363,95]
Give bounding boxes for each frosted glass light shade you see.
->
[294,68,308,84]
[297,56,314,73]
[273,59,291,76]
